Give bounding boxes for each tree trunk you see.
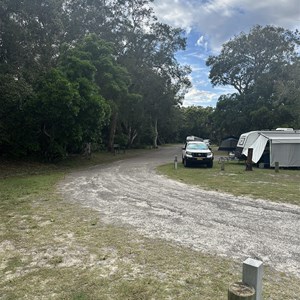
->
[108,111,118,152]
[83,142,91,159]
[127,126,138,148]
[228,282,255,300]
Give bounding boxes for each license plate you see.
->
[197,157,203,160]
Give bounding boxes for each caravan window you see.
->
[238,137,245,146]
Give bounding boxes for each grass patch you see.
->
[1,150,299,299]
[0,149,148,178]
[157,160,300,206]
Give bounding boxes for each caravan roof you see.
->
[237,129,300,149]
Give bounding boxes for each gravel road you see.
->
[59,145,300,277]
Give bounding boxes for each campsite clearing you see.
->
[1,146,300,299]
[158,159,300,205]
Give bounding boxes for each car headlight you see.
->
[207,152,213,158]
[185,151,193,157]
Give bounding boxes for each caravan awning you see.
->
[247,135,269,163]
[241,135,268,163]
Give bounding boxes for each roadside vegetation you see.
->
[158,150,300,206]
[1,152,300,299]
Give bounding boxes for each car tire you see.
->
[183,158,189,167]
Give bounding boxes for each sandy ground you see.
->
[58,145,300,277]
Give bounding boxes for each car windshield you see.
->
[186,143,208,150]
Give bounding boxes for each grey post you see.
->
[275,161,279,173]
[242,258,263,300]
[174,155,178,169]
[221,160,225,171]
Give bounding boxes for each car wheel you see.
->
[184,158,189,167]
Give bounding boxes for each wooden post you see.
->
[275,162,279,173]
[245,148,253,171]
[228,282,255,300]
[174,155,178,169]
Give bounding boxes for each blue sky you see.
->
[151,0,300,107]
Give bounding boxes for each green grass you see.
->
[157,159,300,206]
[1,150,300,299]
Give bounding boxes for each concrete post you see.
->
[242,258,263,300]
[221,160,225,171]
[174,155,178,169]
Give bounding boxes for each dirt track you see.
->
[58,145,300,277]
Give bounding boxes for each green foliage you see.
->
[31,52,111,160]
[273,60,300,129]
[0,0,191,157]
[0,74,36,156]
[206,25,300,94]
[2,1,300,157]
[28,69,81,160]
[179,106,214,141]
[0,0,64,78]
[60,34,146,151]
[207,25,300,138]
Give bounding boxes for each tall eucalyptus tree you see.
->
[207,25,300,134]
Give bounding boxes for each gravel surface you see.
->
[58,145,300,277]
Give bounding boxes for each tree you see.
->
[211,93,261,141]
[0,0,68,158]
[0,0,64,80]
[179,106,214,142]
[27,69,82,160]
[0,74,35,156]
[207,25,300,134]
[62,0,111,44]
[206,25,300,95]
[59,37,122,150]
[118,21,191,147]
[0,0,192,157]
[273,59,300,129]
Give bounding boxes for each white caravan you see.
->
[235,129,300,167]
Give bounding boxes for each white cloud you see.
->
[182,87,219,107]
[152,0,300,107]
[182,84,238,107]
[196,36,208,51]
[151,2,194,34]
[187,64,208,73]
[196,36,204,46]
[152,0,300,51]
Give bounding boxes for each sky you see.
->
[151,0,300,107]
